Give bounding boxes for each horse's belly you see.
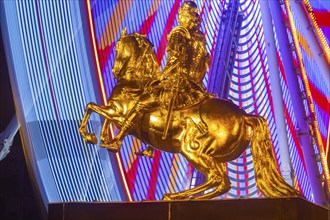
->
[138,111,183,153]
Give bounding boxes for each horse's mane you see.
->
[117,32,161,85]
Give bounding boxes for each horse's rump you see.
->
[198,98,251,162]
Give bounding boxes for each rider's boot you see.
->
[100,110,141,152]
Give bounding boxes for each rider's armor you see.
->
[156,25,210,110]
[164,25,210,84]
[190,30,210,83]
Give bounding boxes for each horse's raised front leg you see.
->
[79,103,98,144]
[99,119,122,153]
[79,102,116,146]
[100,119,111,144]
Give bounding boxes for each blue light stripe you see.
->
[1,0,128,208]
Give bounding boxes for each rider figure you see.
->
[102,1,210,155]
[163,1,210,86]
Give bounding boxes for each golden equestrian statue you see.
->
[79,1,301,200]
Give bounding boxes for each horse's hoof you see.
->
[100,136,109,144]
[106,147,120,153]
[162,193,179,201]
[100,141,121,153]
[85,134,98,145]
[162,194,172,201]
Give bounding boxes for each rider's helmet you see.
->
[178,1,201,31]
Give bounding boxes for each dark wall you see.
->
[0,30,42,220]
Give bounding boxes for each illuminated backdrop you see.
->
[0,0,329,212]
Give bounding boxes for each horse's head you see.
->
[112,28,160,86]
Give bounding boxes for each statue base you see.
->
[48,197,328,220]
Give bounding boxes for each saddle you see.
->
[148,76,211,111]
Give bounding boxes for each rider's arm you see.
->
[162,26,190,78]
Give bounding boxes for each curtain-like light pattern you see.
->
[225,0,277,198]
[283,0,329,198]
[1,0,328,210]
[0,0,124,210]
[309,1,330,46]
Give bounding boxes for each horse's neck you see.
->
[109,83,138,116]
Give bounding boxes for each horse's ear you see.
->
[121,27,127,37]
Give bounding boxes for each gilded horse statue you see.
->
[79,31,301,200]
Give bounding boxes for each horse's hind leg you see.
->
[163,146,231,200]
[191,163,230,199]
[163,172,218,200]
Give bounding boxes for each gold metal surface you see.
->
[79,1,301,200]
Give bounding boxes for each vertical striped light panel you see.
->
[0,0,125,211]
[282,2,329,199]
[226,0,279,198]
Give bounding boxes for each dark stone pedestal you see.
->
[48,197,329,220]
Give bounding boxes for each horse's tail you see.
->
[246,115,301,197]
